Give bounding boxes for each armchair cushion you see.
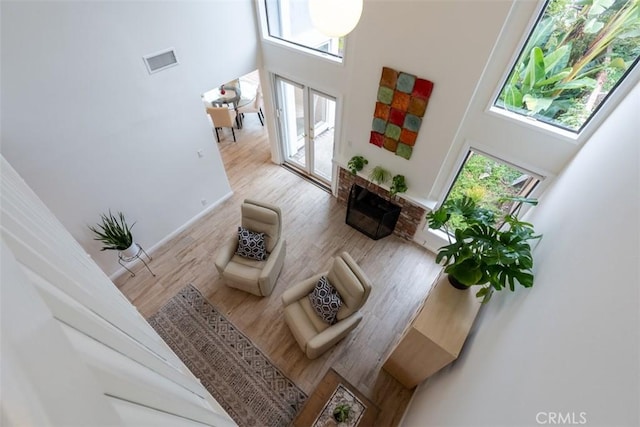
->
[327,255,367,321]
[235,227,266,261]
[308,276,343,325]
[216,199,285,297]
[241,202,280,252]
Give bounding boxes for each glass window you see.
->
[264,0,344,59]
[442,150,541,229]
[494,0,640,133]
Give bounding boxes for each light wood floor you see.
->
[115,116,441,426]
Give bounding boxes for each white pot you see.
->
[121,242,139,258]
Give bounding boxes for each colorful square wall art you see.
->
[370,67,434,160]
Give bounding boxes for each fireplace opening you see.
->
[346,184,401,240]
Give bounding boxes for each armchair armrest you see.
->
[259,238,286,278]
[258,238,287,296]
[306,313,363,359]
[281,273,325,306]
[214,236,238,275]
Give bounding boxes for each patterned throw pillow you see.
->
[235,227,267,261]
[308,276,343,325]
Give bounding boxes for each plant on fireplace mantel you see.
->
[389,174,408,197]
[347,155,368,175]
[426,195,541,303]
[368,165,390,186]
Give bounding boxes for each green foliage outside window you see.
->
[495,0,640,132]
[444,152,538,230]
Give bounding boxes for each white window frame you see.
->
[256,0,346,65]
[421,142,551,253]
[487,0,640,144]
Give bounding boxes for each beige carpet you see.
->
[148,284,307,426]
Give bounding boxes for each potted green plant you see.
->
[333,403,351,423]
[368,165,390,186]
[347,155,368,175]
[389,174,408,197]
[89,211,138,257]
[426,196,542,302]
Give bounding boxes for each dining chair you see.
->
[206,106,238,142]
[236,86,264,126]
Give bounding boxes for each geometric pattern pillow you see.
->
[235,226,267,261]
[308,276,342,325]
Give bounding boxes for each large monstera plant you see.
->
[427,196,542,302]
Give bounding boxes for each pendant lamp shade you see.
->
[309,0,363,38]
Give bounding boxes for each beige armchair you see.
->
[215,199,286,297]
[282,252,372,359]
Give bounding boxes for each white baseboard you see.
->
[109,191,234,281]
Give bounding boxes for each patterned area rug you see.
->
[148,284,307,426]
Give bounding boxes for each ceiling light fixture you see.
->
[309,0,363,38]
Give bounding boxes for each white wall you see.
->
[402,82,640,427]
[1,0,259,275]
[340,0,514,202]
[259,1,512,203]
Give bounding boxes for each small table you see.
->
[203,88,240,108]
[293,369,379,427]
[382,272,481,388]
[213,89,239,107]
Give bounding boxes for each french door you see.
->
[273,76,336,186]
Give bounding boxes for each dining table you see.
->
[203,87,240,108]
[201,78,260,129]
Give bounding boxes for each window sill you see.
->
[487,106,580,143]
[262,36,344,65]
[417,227,451,255]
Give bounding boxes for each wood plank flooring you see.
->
[114,117,441,426]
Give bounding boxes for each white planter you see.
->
[121,242,139,258]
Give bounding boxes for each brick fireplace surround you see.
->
[336,167,427,241]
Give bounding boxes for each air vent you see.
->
[143,48,178,74]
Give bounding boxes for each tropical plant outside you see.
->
[443,151,540,230]
[495,0,640,132]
